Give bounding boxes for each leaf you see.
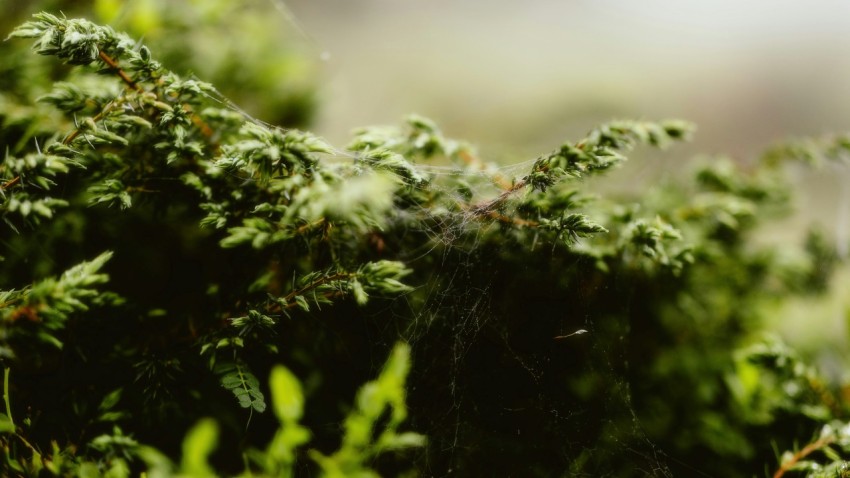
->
[77,463,100,478]
[0,413,15,433]
[99,388,122,411]
[264,366,311,471]
[179,418,218,477]
[269,365,304,423]
[379,431,427,450]
[214,361,266,413]
[351,279,368,306]
[294,295,310,312]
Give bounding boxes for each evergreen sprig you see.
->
[762,134,850,167]
[525,120,693,192]
[0,251,116,354]
[275,260,413,313]
[0,150,75,228]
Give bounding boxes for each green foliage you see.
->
[214,361,266,414]
[0,341,419,477]
[1,8,850,478]
[310,343,425,478]
[179,419,218,478]
[0,252,116,355]
[260,365,310,475]
[526,120,693,191]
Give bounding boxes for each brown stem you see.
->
[295,218,326,235]
[62,99,117,146]
[66,51,215,147]
[773,435,836,478]
[184,104,215,140]
[282,290,346,310]
[283,272,351,303]
[468,179,527,216]
[125,186,159,193]
[480,210,538,227]
[98,51,142,93]
[268,272,354,313]
[59,51,137,146]
[0,176,21,191]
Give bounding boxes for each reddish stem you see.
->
[773,435,836,478]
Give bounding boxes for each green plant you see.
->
[1,10,850,477]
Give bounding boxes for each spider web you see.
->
[197,2,704,475]
[346,158,678,475]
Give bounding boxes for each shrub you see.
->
[1,10,849,478]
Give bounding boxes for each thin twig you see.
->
[98,51,143,92]
[282,272,351,303]
[773,435,836,478]
[62,100,117,146]
[3,367,40,458]
[266,272,354,313]
[480,210,538,227]
[0,176,20,191]
[4,367,14,428]
[295,218,326,235]
[469,179,527,216]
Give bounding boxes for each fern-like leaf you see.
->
[214,361,266,413]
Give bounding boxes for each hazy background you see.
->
[287,0,850,157]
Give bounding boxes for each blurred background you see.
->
[4,0,850,371]
[288,0,850,156]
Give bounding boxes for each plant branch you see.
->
[4,367,13,428]
[98,50,143,93]
[267,272,354,313]
[772,435,836,478]
[468,179,527,216]
[0,176,21,191]
[282,272,352,303]
[2,367,39,458]
[61,99,118,146]
[477,209,538,228]
[295,218,326,236]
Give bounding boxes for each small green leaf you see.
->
[294,295,310,312]
[379,431,427,450]
[269,365,304,423]
[78,462,100,478]
[99,388,122,411]
[0,413,15,433]
[351,279,368,305]
[215,361,266,413]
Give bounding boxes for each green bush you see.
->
[2,9,850,478]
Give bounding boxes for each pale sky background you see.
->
[285,0,850,160]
